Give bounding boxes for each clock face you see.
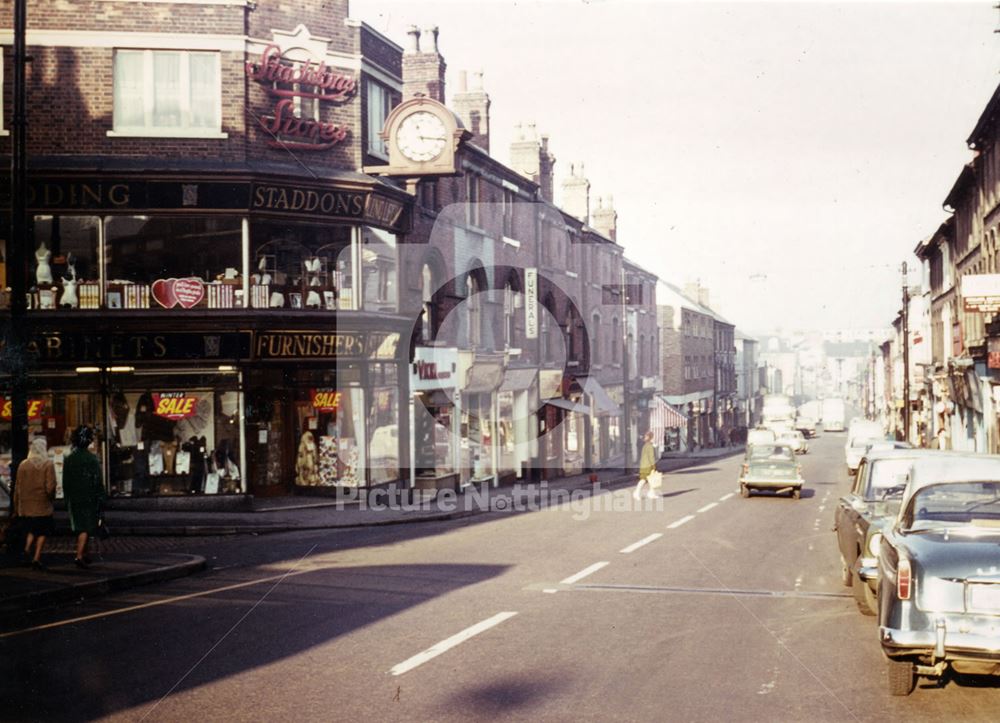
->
[396,111,448,162]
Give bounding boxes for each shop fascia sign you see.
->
[962,274,1000,312]
[411,347,457,391]
[245,43,357,151]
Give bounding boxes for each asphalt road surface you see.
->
[4,432,1000,722]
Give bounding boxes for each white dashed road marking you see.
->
[668,515,695,530]
[390,612,518,676]
[560,562,610,585]
[719,493,735,502]
[620,533,663,554]
[697,502,718,513]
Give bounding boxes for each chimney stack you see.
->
[684,281,711,310]
[452,69,490,153]
[591,195,617,241]
[560,162,590,223]
[509,122,556,202]
[402,25,447,102]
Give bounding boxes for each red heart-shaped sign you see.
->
[174,278,205,309]
[151,278,177,308]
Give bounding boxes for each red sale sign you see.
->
[0,398,44,421]
[310,388,341,412]
[153,392,199,420]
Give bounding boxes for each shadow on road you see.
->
[437,672,573,716]
[670,467,719,475]
[2,562,511,720]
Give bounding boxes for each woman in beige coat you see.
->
[13,437,56,570]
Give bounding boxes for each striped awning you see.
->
[649,395,688,433]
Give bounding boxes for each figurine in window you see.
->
[59,277,79,308]
[36,242,53,285]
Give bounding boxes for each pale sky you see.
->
[351,0,1000,336]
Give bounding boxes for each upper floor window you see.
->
[366,80,391,157]
[112,50,223,137]
[466,176,481,227]
[467,275,482,348]
[502,188,515,237]
[421,263,435,343]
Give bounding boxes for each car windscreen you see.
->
[866,458,912,500]
[903,480,1000,530]
[850,435,882,450]
[748,444,794,461]
[746,459,798,479]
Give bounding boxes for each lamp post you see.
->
[902,262,911,443]
[5,0,29,498]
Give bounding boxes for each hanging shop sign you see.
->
[990,338,1000,370]
[245,44,357,151]
[3,331,252,365]
[0,398,44,421]
[253,331,401,360]
[525,268,538,340]
[152,392,200,421]
[310,388,342,412]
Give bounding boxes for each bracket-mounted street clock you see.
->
[364,97,469,179]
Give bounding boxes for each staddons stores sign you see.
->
[246,44,357,151]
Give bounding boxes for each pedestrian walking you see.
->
[63,426,105,568]
[12,437,56,570]
[633,431,659,500]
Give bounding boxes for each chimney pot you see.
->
[420,26,440,53]
[472,70,484,90]
[406,26,421,53]
[458,70,468,92]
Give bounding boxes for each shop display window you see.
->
[28,216,101,311]
[361,226,398,312]
[462,392,494,483]
[292,367,367,488]
[105,216,242,309]
[497,391,516,476]
[414,392,454,477]
[251,221,353,311]
[106,373,242,496]
[368,364,400,485]
[0,377,103,498]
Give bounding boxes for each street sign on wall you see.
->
[525,267,538,339]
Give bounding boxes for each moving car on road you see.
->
[739,444,803,499]
[877,453,1000,695]
[834,449,936,616]
[777,429,808,454]
[845,419,885,475]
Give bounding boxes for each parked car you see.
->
[845,420,885,475]
[777,430,808,454]
[834,449,939,616]
[877,453,1000,695]
[739,444,803,499]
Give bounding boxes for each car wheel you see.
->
[887,658,915,696]
[853,572,876,616]
[792,488,801,500]
[740,483,750,498]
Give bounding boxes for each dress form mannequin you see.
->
[59,277,78,308]
[35,243,53,285]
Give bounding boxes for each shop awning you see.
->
[545,398,590,414]
[416,389,453,407]
[464,362,504,394]
[650,395,688,431]
[499,368,537,393]
[583,377,621,415]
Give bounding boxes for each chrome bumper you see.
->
[881,619,1000,661]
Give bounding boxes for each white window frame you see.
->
[366,79,391,159]
[0,52,7,136]
[108,49,227,139]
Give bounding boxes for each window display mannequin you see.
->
[295,430,320,486]
[35,242,53,285]
[59,277,78,308]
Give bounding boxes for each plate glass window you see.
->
[366,80,391,157]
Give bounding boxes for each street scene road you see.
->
[4,432,999,722]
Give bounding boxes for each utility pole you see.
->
[902,261,911,442]
[621,261,631,472]
[5,0,29,497]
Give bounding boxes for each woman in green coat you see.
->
[633,431,658,500]
[62,426,105,568]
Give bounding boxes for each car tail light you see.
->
[898,559,912,600]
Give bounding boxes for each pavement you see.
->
[0,446,742,622]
